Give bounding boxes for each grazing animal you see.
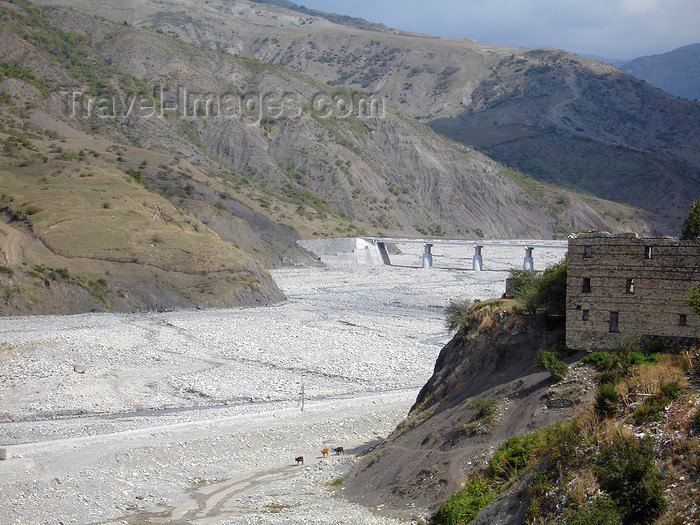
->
[334,446,344,455]
[295,456,304,465]
[321,448,329,457]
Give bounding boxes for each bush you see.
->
[660,379,683,400]
[488,430,552,483]
[536,349,568,382]
[582,339,659,383]
[469,398,497,419]
[445,299,472,332]
[633,396,667,425]
[686,288,700,315]
[434,475,494,525]
[595,436,667,524]
[512,257,567,316]
[527,472,553,519]
[595,383,619,418]
[566,494,622,525]
[633,379,684,425]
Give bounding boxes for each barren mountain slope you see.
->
[33,0,699,233]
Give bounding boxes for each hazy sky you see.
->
[298,0,700,60]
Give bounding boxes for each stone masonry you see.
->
[566,232,700,351]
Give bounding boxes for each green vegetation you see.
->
[680,199,700,239]
[468,398,497,420]
[535,349,568,382]
[435,427,557,525]
[1,3,146,97]
[413,222,446,237]
[581,337,659,384]
[434,475,495,525]
[32,265,110,306]
[512,257,567,316]
[632,379,684,425]
[595,382,620,418]
[444,299,473,332]
[686,288,700,315]
[0,61,47,93]
[595,436,667,523]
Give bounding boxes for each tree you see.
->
[680,200,700,239]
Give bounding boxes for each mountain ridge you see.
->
[42,0,698,233]
[618,43,700,101]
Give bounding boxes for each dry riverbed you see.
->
[0,244,566,524]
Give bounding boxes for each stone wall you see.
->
[566,232,700,351]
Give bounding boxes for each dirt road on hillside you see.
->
[0,222,22,265]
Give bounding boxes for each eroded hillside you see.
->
[33,0,700,234]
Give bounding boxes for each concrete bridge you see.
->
[299,238,568,270]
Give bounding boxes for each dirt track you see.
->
[0,221,22,265]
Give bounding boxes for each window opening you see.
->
[582,277,591,293]
[609,311,619,333]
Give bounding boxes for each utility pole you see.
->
[300,374,305,412]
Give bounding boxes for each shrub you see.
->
[595,383,619,418]
[512,257,567,316]
[595,436,667,524]
[536,349,568,382]
[0,266,14,277]
[469,398,497,419]
[686,288,700,315]
[566,494,622,525]
[445,299,472,332]
[434,475,494,525]
[660,379,683,400]
[583,339,659,383]
[633,379,684,424]
[527,472,554,519]
[488,430,552,483]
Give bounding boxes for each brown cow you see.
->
[295,456,304,465]
[334,446,344,455]
[321,448,329,457]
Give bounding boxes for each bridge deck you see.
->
[363,237,568,248]
[362,238,567,269]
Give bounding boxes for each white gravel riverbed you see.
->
[0,243,566,524]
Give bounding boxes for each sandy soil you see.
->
[0,243,567,524]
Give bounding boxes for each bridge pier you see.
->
[422,244,433,268]
[523,246,534,270]
[473,245,483,271]
[376,241,391,265]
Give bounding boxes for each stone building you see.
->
[566,232,700,351]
